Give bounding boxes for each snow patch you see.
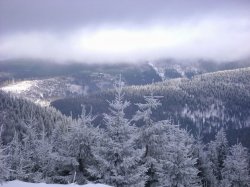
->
[1,80,37,94]
[1,180,111,187]
[0,77,85,107]
[148,62,165,81]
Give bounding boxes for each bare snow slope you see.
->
[1,180,111,187]
[0,77,85,106]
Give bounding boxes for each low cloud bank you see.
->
[0,18,250,63]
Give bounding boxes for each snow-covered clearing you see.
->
[1,80,36,94]
[1,181,111,187]
[0,78,85,106]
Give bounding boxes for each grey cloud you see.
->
[1,0,250,34]
[1,17,249,63]
[0,0,250,62]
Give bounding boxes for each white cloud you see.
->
[0,18,250,63]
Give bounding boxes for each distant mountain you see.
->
[149,58,250,80]
[51,67,250,148]
[1,58,250,106]
[0,58,161,85]
[0,59,162,105]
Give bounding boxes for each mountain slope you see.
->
[51,67,250,147]
[0,59,161,105]
[0,91,69,144]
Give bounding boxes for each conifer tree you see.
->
[68,105,98,180]
[89,77,147,187]
[207,128,229,185]
[0,137,9,183]
[50,118,79,183]
[221,143,249,187]
[194,128,216,187]
[159,124,201,187]
[132,93,163,187]
[34,123,53,181]
[133,94,201,187]
[5,131,26,180]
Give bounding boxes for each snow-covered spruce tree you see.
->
[132,93,163,187]
[207,128,228,186]
[133,94,201,187]
[67,105,99,183]
[19,119,43,181]
[0,135,9,183]
[5,131,26,180]
[159,123,201,187]
[89,77,147,187]
[33,122,54,181]
[13,112,54,182]
[49,119,79,184]
[194,128,216,187]
[221,143,249,187]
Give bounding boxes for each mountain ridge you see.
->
[51,67,250,147]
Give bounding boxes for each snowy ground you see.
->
[1,80,35,94]
[1,180,111,187]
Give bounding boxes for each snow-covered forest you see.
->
[1,0,250,186]
[52,67,250,148]
[0,77,249,187]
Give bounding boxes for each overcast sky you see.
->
[0,0,250,63]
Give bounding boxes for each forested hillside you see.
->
[0,91,70,144]
[1,81,249,187]
[2,0,250,186]
[52,67,250,147]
